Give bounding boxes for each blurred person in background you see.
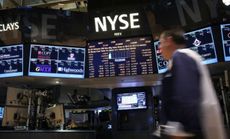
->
[157,29,227,139]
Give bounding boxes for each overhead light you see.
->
[223,0,230,6]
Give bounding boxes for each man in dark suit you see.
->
[158,29,203,139]
[158,29,227,139]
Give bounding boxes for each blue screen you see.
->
[28,44,85,78]
[220,24,230,61]
[117,92,147,110]
[154,41,168,74]
[87,37,154,78]
[0,107,4,119]
[184,27,218,64]
[0,44,23,78]
[154,27,218,74]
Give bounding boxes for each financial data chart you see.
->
[29,44,85,78]
[0,44,23,78]
[87,37,154,78]
[220,24,230,61]
[184,27,218,64]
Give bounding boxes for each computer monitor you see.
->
[184,26,218,64]
[70,112,88,124]
[220,23,230,61]
[0,44,23,78]
[28,44,85,78]
[117,92,147,110]
[0,107,4,119]
[154,41,168,74]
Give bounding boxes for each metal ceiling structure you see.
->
[1,0,87,12]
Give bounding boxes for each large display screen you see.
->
[154,27,217,74]
[154,41,168,74]
[87,37,154,78]
[184,27,218,64]
[0,107,4,119]
[220,24,230,61]
[28,44,85,78]
[0,44,23,78]
[117,92,147,110]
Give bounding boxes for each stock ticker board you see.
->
[29,44,85,78]
[87,37,154,78]
[0,44,23,78]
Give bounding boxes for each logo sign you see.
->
[4,66,18,73]
[88,8,151,40]
[38,51,51,59]
[58,67,83,73]
[0,22,19,32]
[67,53,75,61]
[35,64,51,72]
[94,13,140,32]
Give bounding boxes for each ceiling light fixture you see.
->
[223,0,230,6]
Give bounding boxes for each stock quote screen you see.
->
[184,26,218,64]
[220,24,230,61]
[0,44,23,78]
[29,44,85,78]
[87,37,154,78]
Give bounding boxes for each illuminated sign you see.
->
[58,67,83,73]
[220,24,230,61]
[0,22,19,32]
[0,45,23,78]
[35,64,51,72]
[29,44,85,78]
[67,53,75,61]
[4,65,18,73]
[94,13,140,32]
[37,51,51,59]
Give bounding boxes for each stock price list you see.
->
[88,37,154,78]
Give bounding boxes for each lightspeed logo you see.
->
[58,67,83,73]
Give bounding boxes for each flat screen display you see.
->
[220,24,230,61]
[70,112,88,124]
[184,27,218,64]
[0,107,4,119]
[117,92,147,110]
[28,44,85,78]
[0,44,23,78]
[154,41,168,74]
[87,37,154,78]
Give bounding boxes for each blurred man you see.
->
[158,29,226,139]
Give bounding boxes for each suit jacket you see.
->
[160,49,227,139]
[160,49,202,134]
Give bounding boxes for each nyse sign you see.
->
[94,13,140,33]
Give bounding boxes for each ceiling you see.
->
[1,0,87,12]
